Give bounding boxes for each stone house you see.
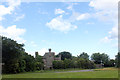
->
[42,49,61,69]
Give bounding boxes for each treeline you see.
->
[2,37,44,74]
[2,37,119,74]
[53,58,95,69]
[53,52,117,69]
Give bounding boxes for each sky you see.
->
[0,0,119,59]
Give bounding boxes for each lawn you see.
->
[2,68,118,78]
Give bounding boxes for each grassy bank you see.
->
[2,67,118,78]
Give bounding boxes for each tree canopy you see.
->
[78,52,89,60]
[58,51,72,60]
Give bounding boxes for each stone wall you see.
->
[42,49,61,69]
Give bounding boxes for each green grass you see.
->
[2,68,118,78]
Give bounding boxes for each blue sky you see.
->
[0,0,118,59]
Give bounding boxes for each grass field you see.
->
[2,68,118,78]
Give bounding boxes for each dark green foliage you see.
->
[58,51,72,60]
[2,37,43,74]
[101,53,109,65]
[2,37,25,73]
[52,58,95,69]
[91,53,102,64]
[104,59,115,67]
[91,53,109,66]
[78,52,89,60]
[2,36,117,74]
[53,60,64,69]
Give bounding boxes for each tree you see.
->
[101,53,109,66]
[91,53,109,66]
[78,52,89,60]
[77,58,95,69]
[58,51,72,60]
[2,37,39,73]
[104,59,115,67]
[91,53,102,64]
[2,37,25,73]
[53,60,64,69]
[23,53,36,72]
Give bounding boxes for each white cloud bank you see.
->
[89,0,119,43]
[46,6,90,33]
[0,0,26,44]
[0,0,21,21]
[0,25,26,43]
[46,15,77,32]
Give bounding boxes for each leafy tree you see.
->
[101,53,109,65]
[63,59,71,68]
[35,62,44,70]
[53,60,64,69]
[2,37,25,73]
[24,53,36,72]
[58,51,72,60]
[77,58,95,69]
[104,59,115,67]
[91,53,102,64]
[78,52,89,60]
[91,53,110,66]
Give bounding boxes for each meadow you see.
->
[2,68,118,78]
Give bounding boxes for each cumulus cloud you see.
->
[46,15,77,32]
[0,0,21,21]
[89,0,118,22]
[89,0,119,43]
[0,0,26,44]
[55,9,65,14]
[47,7,90,33]
[89,0,118,11]
[0,25,26,43]
[101,24,118,43]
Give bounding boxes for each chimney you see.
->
[49,48,51,53]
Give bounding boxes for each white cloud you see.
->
[89,0,118,22]
[15,14,25,21]
[47,8,90,33]
[76,13,90,21]
[55,9,65,14]
[89,0,119,43]
[38,48,48,56]
[46,15,77,32]
[89,0,118,11]
[108,25,118,40]
[0,25,26,44]
[0,0,21,21]
[101,24,118,43]
[0,0,26,44]
[101,37,112,43]
[68,11,90,23]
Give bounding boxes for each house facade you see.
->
[42,49,61,69]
